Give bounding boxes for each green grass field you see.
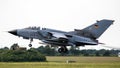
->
[0,56,120,68]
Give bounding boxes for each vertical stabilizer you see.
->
[82,19,114,39]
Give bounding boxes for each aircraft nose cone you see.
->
[8,30,17,35]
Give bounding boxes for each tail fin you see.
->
[83,19,114,39]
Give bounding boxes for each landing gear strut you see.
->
[58,46,68,53]
[28,38,33,47]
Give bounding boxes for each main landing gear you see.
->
[28,38,33,47]
[58,46,68,53]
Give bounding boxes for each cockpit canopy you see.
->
[25,27,40,30]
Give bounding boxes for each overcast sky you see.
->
[0,0,120,49]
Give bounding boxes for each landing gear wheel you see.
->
[28,44,32,47]
[58,48,64,53]
[58,46,68,53]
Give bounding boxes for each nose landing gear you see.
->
[28,39,33,47]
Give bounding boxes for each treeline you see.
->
[0,48,46,62]
[36,46,120,56]
[0,44,120,62]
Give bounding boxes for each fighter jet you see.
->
[8,19,114,53]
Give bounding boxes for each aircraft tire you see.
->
[58,47,68,53]
[28,44,32,47]
[58,48,63,53]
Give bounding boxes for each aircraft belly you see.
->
[75,41,97,46]
[42,40,69,46]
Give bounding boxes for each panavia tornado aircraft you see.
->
[8,19,114,53]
